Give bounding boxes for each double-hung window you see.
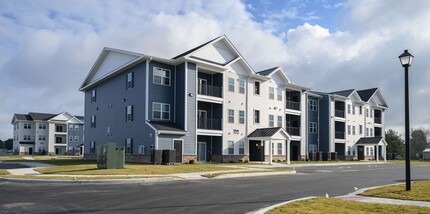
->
[90,141,96,154]
[348,125,351,135]
[153,102,170,120]
[126,72,134,89]
[125,138,133,154]
[75,136,79,142]
[228,109,234,123]
[69,135,73,142]
[91,116,96,128]
[352,105,356,115]
[277,88,282,101]
[347,104,351,114]
[239,110,245,124]
[228,78,235,92]
[309,122,317,133]
[228,141,234,155]
[254,81,260,95]
[269,87,274,100]
[239,79,245,94]
[269,115,274,127]
[277,116,283,127]
[277,143,282,155]
[309,100,317,111]
[126,105,134,122]
[91,90,96,102]
[238,141,244,155]
[352,126,356,135]
[254,110,260,124]
[153,67,171,86]
[75,125,79,131]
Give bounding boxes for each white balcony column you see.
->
[376,145,379,162]
[287,140,291,165]
[269,139,273,165]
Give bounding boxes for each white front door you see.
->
[197,142,206,162]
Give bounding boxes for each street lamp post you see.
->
[398,49,414,191]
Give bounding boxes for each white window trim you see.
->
[239,79,245,94]
[153,67,171,86]
[254,81,260,95]
[228,109,234,123]
[228,77,235,92]
[254,109,260,124]
[227,140,234,155]
[152,102,170,120]
[239,110,245,124]
[269,87,274,100]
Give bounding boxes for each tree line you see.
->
[386,128,430,160]
[0,139,13,150]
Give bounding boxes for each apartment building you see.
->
[79,35,309,163]
[11,112,84,155]
[316,88,388,161]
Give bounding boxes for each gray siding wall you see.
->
[184,62,197,154]
[308,96,319,150]
[175,63,186,129]
[83,62,156,154]
[318,94,330,152]
[67,123,84,152]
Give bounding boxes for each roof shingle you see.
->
[248,127,283,138]
[357,88,378,102]
[356,137,383,145]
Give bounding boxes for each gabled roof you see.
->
[29,112,56,121]
[172,36,223,60]
[357,88,378,102]
[257,67,278,76]
[330,89,355,97]
[14,114,33,121]
[356,137,385,145]
[75,116,85,122]
[11,112,83,124]
[247,127,291,141]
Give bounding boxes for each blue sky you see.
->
[1,0,430,140]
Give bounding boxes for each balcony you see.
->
[335,110,345,118]
[197,117,222,130]
[374,117,382,124]
[335,131,345,139]
[286,126,300,136]
[198,84,222,98]
[286,100,300,111]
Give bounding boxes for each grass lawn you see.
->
[360,181,430,201]
[388,160,430,165]
[29,159,238,175]
[289,160,360,164]
[0,175,172,180]
[267,197,430,214]
[0,169,10,175]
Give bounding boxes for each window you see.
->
[38,124,46,129]
[24,123,31,129]
[347,146,351,156]
[277,88,283,101]
[126,105,134,122]
[359,106,362,115]
[238,141,244,155]
[309,100,317,111]
[56,137,63,143]
[239,79,245,94]
[370,109,373,118]
[228,78,235,92]
[366,147,369,156]
[366,128,369,136]
[75,125,79,131]
[91,89,96,102]
[91,115,96,128]
[277,116,283,127]
[269,115,274,127]
[347,104,351,114]
[309,122,317,133]
[352,147,356,156]
[254,110,260,124]
[153,67,170,86]
[269,87,274,100]
[153,102,170,120]
[348,125,351,135]
[271,142,274,155]
[69,135,73,142]
[138,145,145,154]
[24,135,31,141]
[352,126,356,135]
[125,138,133,154]
[309,144,317,152]
[370,128,373,137]
[277,143,282,155]
[370,147,374,156]
[69,125,73,130]
[239,110,245,124]
[359,125,363,135]
[126,72,134,89]
[38,135,46,141]
[254,81,260,95]
[75,136,79,142]
[90,141,96,154]
[352,105,355,115]
[366,108,369,117]
[228,141,234,155]
[228,109,234,123]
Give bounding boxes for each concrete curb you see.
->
[0,176,181,184]
[213,170,296,179]
[248,196,316,214]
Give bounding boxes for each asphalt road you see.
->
[1,163,429,214]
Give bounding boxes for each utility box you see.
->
[97,143,125,169]
[151,149,162,165]
[162,150,176,165]
[330,152,338,161]
[322,152,331,161]
[423,148,430,161]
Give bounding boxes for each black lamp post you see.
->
[398,49,414,191]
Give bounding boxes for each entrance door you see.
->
[291,145,299,161]
[249,140,264,161]
[29,147,33,155]
[174,140,183,163]
[197,142,206,162]
[358,146,365,160]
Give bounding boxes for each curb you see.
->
[0,176,180,184]
[248,196,316,214]
[213,170,296,179]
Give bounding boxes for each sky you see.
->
[1,0,430,140]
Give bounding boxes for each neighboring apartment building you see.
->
[79,35,388,163]
[11,112,84,155]
[315,88,388,161]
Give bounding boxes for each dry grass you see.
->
[0,169,10,175]
[267,197,430,214]
[360,181,430,201]
[201,168,291,178]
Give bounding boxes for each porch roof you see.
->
[247,127,291,141]
[19,141,35,145]
[356,137,387,146]
[148,121,188,135]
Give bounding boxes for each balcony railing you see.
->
[198,84,222,98]
[286,100,300,111]
[374,117,382,124]
[197,117,222,130]
[286,126,300,136]
[55,141,66,144]
[335,110,345,118]
[335,131,345,139]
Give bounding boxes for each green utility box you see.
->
[97,143,125,169]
